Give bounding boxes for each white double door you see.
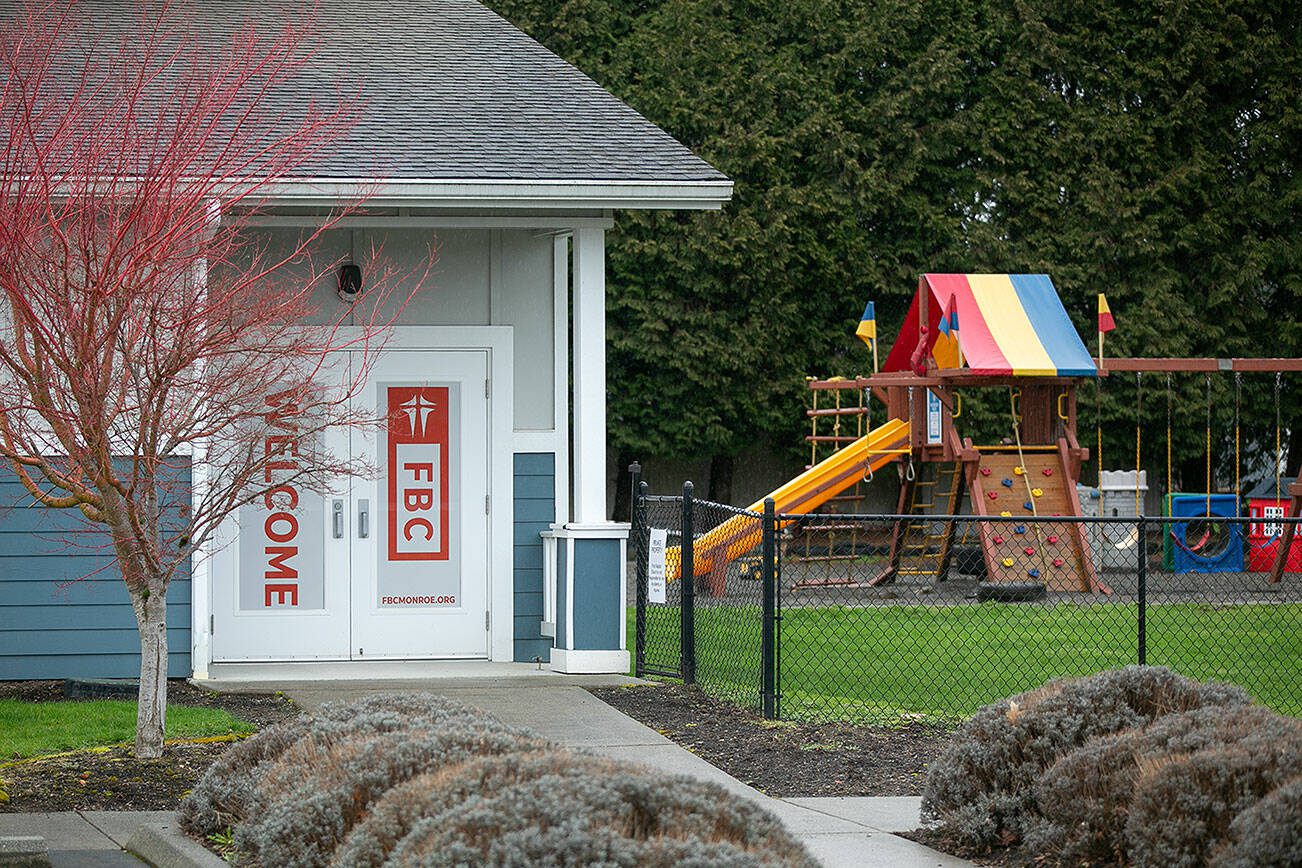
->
[212,349,489,661]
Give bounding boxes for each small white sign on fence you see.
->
[647,527,668,604]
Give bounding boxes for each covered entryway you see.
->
[211,347,492,662]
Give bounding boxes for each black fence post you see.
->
[761,498,777,719]
[633,479,648,678]
[680,481,696,685]
[629,461,642,512]
[1137,516,1148,666]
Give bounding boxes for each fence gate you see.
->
[632,482,691,679]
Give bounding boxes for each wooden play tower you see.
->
[806,273,1108,594]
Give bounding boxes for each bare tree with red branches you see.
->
[0,1,425,756]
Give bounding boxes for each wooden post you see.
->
[1268,467,1302,584]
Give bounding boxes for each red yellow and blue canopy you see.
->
[884,274,1098,378]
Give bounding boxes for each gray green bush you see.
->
[179,693,500,838]
[183,691,813,868]
[232,719,546,867]
[920,666,1252,849]
[1211,776,1302,868]
[1026,705,1301,865]
[1124,722,1302,868]
[384,754,818,867]
[330,750,612,868]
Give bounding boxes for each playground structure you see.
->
[806,272,1107,594]
[666,272,1301,598]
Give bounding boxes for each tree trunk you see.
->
[133,580,169,758]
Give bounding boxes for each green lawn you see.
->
[0,700,255,760]
[632,601,1302,724]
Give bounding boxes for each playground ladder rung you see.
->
[901,549,941,560]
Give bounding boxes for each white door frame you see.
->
[195,325,515,671]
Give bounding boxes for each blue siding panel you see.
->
[514,638,551,664]
[513,499,557,524]
[571,538,621,651]
[513,475,555,499]
[514,614,545,639]
[512,453,555,662]
[513,568,543,594]
[0,579,191,606]
[0,467,192,680]
[1,604,190,631]
[513,546,544,570]
[5,628,191,656]
[0,653,191,680]
[513,453,554,476]
[513,590,543,618]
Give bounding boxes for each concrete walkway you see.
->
[2,668,972,867]
[0,811,163,865]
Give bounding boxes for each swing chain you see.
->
[1234,371,1242,498]
[1135,372,1143,516]
[1276,372,1284,501]
[1205,374,1212,514]
[1171,374,1182,502]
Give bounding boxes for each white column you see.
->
[571,228,607,524]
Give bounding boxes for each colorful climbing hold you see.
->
[993,535,1005,544]
[1032,488,1043,497]
[1002,558,1015,567]
[1042,467,1054,477]
[1024,546,1036,556]
[1047,534,1060,544]
[981,467,992,476]
[987,491,1000,500]
[1000,511,1013,517]
[1053,558,1064,567]
[1024,501,1034,510]
[1014,466,1026,476]
[1001,478,1014,488]
[1014,524,1026,534]
[1028,569,1041,578]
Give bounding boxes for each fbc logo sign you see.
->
[387,386,450,562]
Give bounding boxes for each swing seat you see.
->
[1110,526,1140,551]
[1171,525,1211,554]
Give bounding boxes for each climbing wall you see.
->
[968,451,1101,593]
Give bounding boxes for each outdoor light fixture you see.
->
[337,263,363,301]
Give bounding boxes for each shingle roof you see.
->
[57,0,727,185]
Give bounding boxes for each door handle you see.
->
[332,499,344,539]
[358,499,369,539]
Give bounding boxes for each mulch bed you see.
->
[0,680,299,813]
[588,683,954,797]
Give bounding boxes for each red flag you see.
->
[1098,293,1116,333]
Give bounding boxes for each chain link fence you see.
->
[633,485,1302,724]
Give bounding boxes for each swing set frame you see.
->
[1099,357,1302,583]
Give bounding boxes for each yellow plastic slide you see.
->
[667,417,911,583]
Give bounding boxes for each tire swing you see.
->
[1168,375,1243,573]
